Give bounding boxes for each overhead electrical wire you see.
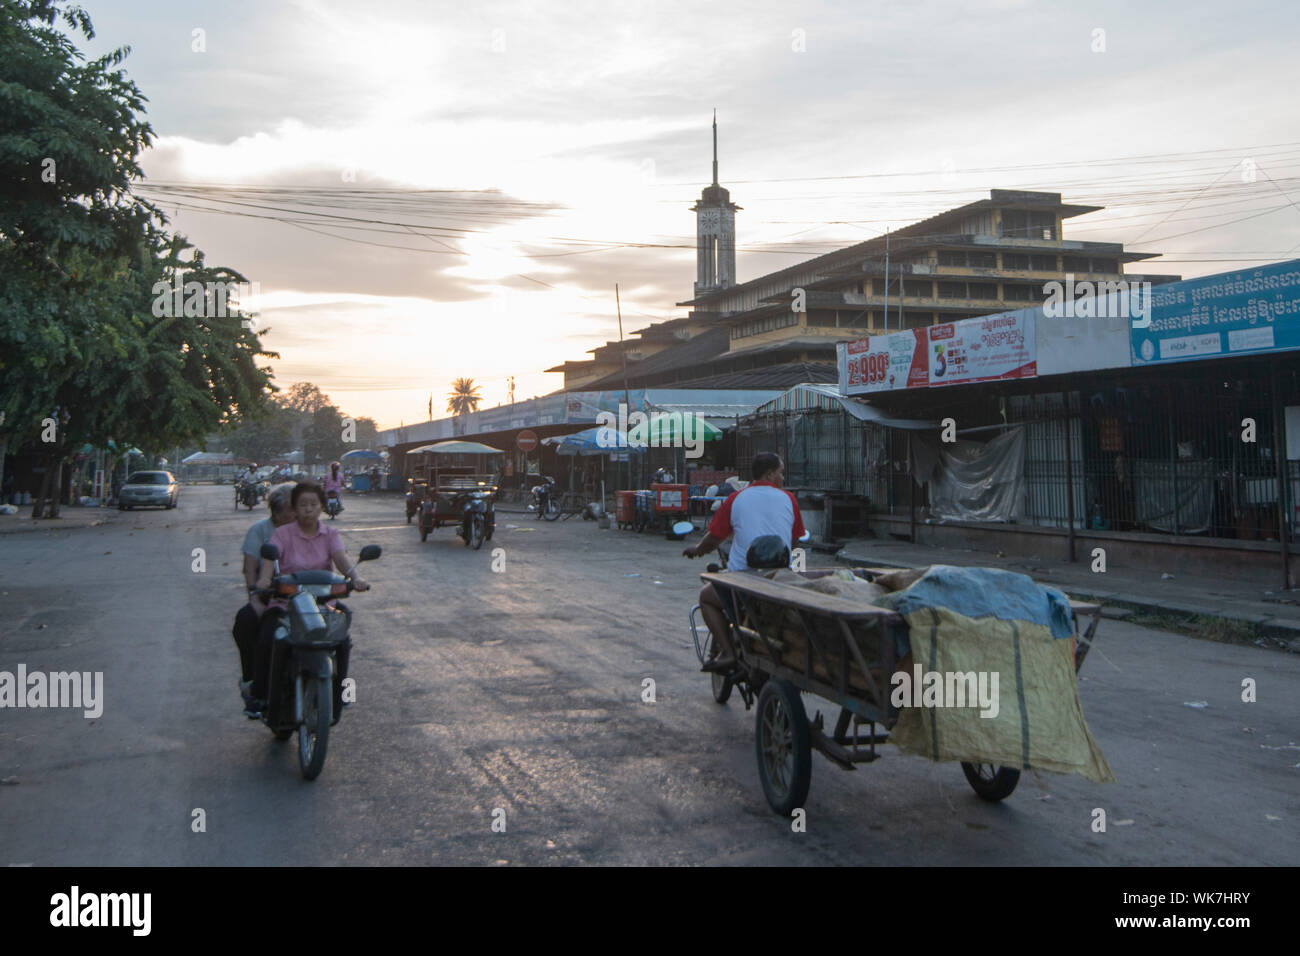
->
[127,141,1300,272]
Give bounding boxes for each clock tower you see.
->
[693,112,740,296]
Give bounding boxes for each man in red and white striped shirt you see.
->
[684,452,805,673]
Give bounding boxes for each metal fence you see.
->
[736,365,1298,545]
[735,410,908,512]
[1009,381,1298,541]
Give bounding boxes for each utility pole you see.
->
[899,263,905,330]
[882,231,890,333]
[507,375,515,406]
[616,283,632,491]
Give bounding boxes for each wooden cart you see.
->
[689,567,1103,815]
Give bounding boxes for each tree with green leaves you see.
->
[446,378,482,416]
[302,404,346,468]
[0,1,276,515]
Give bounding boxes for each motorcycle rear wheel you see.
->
[298,675,331,781]
[542,497,561,522]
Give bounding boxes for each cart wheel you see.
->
[755,679,811,816]
[711,671,733,704]
[960,762,1021,801]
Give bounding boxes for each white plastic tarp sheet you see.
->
[1131,459,1215,533]
[917,426,1026,523]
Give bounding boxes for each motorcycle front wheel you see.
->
[471,514,485,550]
[542,497,561,522]
[298,674,331,781]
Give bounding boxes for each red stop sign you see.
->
[516,430,538,452]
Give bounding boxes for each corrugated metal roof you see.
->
[752,384,936,430]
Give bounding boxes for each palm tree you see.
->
[446,378,482,417]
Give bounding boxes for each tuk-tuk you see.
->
[405,441,504,548]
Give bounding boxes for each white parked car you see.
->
[118,471,179,510]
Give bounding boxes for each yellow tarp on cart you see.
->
[889,606,1115,784]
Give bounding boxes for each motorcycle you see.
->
[325,490,343,519]
[529,475,560,521]
[257,541,381,780]
[689,533,809,708]
[405,480,427,524]
[456,488,495,550]
[236,480,258,510]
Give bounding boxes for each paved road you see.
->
[1,486,1296,865]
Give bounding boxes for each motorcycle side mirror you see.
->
[359,545,382,562]
[798,531,812,543]
[260,543,280,561]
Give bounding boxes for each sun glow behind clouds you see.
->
[145,106,694,429]
[251,281,617,427]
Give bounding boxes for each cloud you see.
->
[71,0,1300,430]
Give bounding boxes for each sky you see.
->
[76,0,1300,430]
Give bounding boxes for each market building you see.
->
[381,125,1298,587]
[743,259,1300,586]
[548,122,1179,393]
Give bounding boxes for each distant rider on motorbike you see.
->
[323,461,345,512]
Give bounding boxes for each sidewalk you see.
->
[835,536,1300,650]
[0,506,119,535]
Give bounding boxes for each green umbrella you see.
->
[638,414,722,446]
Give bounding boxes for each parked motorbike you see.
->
[325,491,343,519]
[529,475,560,521]
[405,480,427,524]
[417,491,433,541]
[257,542,381,780]
[456,487,495,550]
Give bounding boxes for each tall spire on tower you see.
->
[693,111,739,296]
[712,109,718,187]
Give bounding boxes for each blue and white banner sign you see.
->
[1131,259,1300,366]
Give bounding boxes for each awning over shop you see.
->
[753,383,937,430]
[407,441,506,456]
[182,451,234,465]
